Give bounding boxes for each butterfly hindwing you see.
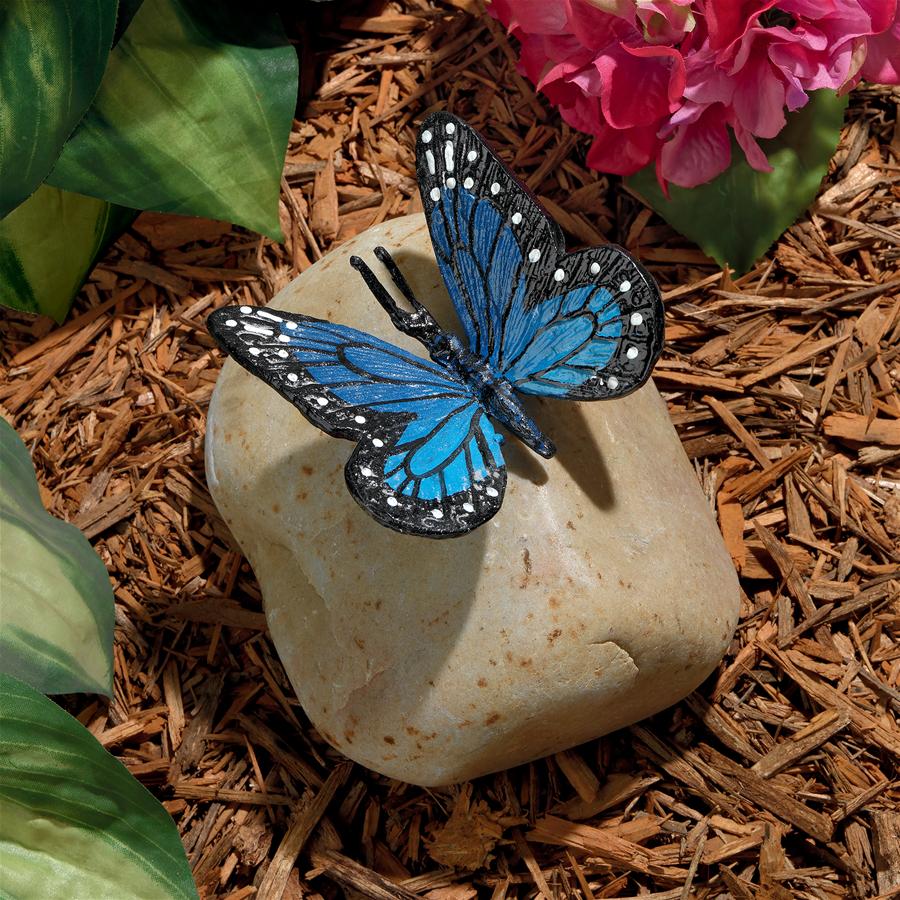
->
[417,111,663,400]
[207,306,505,538]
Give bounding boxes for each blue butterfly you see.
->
[207,113,664,538]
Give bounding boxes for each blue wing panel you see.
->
[417,112,664,402]
[207,305,506,537]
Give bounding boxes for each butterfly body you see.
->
[208,113,664,538]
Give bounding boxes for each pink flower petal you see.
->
[586,121,662,174]
[660,105,732,187]
[860,3,900,82]
[566,0,634,49]
[704,0,779,51]
[733,121,774,172]
[594,42,684,128]
[491,0,569,34]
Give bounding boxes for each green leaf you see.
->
[113,0,145,44]
[0,0,118,218]
[626,91,849,274]
[47,0,297,240]
[0,673,199,900]
[0,184,134,322]
[0,418,115,696]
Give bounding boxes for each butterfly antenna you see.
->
[372,246,427,314]
[349,254,440,345]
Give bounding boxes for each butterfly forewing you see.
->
[208,306,506,538]
[417,111,663,400]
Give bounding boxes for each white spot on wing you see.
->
[225,319,237,327]
[361,467,373,477]
[444,141,454,172]
[446,177,456,189]
[467,150,477,162]
[620,280,631,292]
[626,346,639,359]
[286,321,298,330]
[244,323,273,337]
[257,310,283,322]
[630,312,643,326]
[590,262,601,275]
[422,130,432,143]
[463,502,474,513]
[240,306,252,314]
[430,187,440,201]
[432,509,444,519]
[486,487,499,498]
[372,438,384,448]
[445,122,455,134]
[354,415,366,424]
[463,177,474,189]
[528,248,541,263]
[287,373,298,382]
[426,149,435,174]
[316,396,328,406]
[249,347,261,356]
[490,182,500,195]
[387,496,399,507]
[511,212,522,225]
[607,376,619,389]
[553,268,565,282]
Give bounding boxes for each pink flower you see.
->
[489,0,900,189]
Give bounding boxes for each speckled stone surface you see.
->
[205,214,740,786]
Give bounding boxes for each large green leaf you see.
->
[0,673,198,899]
[0,184,134,322]
[0,0,118,218]
[47,0,297,239]
[113,0,144,44]
[627,91,848,273]
[0,418,115,696]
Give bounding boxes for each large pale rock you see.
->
[206,214,739,786]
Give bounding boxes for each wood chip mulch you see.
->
[1,3,898,898]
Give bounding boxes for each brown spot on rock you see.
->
[302,465,314,476]
[343,730,355,743]
[520,658,533,668]
[477,677,488,687]
[485,712,501,725]
[548,596,560,609]
[547,628,562,645]
[519,547,532,589]
[383,735,395,744]
[271,502,280,513]
[354,637,366,650]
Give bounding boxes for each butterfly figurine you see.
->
[207,112,664,539]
